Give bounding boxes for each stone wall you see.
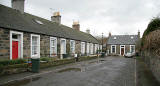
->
[40,35,50,57]
[75,40,81,55]
[116,45,120,54]
[0,28,98,60]
[23,32,30,58]
[125,45,130,53]
[0,28,10,60]
[142,51,160,82]
[66,39,70,56]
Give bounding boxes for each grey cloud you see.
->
[1,0,160,36]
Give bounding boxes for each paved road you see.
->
[17,56,136,86]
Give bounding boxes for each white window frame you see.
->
[31,34,40,58]
[100,45,102,50]
[87,43,90,54]
[111,45,116,54]
[81,42,85,54]
[130,45,135,53]
[94,44,97,54]
[60,38,66,54]
[50,37,57,57]
[70,40,75,54]
[90,43,93,54]
[120,45,125,55]
[10,31,23,60]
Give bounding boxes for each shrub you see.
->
[143,17,160,36]
[40,57,50,62]
[0,59,26,66]
[142,17,160,47]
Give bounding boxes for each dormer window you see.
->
[131,36,134,39]
[113,37,116,39]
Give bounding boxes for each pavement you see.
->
[0,56,136,86]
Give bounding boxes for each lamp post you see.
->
[102,33,103,52]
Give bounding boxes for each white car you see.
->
[124,52,134,58]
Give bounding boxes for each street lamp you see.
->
[102,32,103,52]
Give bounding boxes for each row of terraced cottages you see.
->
[0,1,102,60]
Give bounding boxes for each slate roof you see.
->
[107,35,139,45]
[0,4,99,44]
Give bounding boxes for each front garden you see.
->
[0,56,99,76]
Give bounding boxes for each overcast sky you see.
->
[1,0,160,37]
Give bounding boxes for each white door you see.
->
[61,40,66,54]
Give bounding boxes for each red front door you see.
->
[12,41,18,60]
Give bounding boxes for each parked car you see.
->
[124,52,134,58]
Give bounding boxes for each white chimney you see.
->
[12,0,25,13]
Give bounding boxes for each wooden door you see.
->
[12,41,18,60]
[121,48,124,56]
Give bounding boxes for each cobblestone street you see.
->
[18,56,136,86]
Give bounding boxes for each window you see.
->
[131,36,134,39]
[90,43,93,54]
[94,44,97,54]
[111,45,116,53]
[87,43,90,54]
[60,38,66,54]
[81,42,85,54]
[70,40,75,54]
[100,45,102,51]
[31,34,40,58]
[113,37,117,39]
[130,45,135,53]
[50,37,57,56]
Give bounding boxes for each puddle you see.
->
[57,68,81,73]
[32,77,41,81]
[1,77,41,86]
[100,60,106,62]
[89,61,97,64]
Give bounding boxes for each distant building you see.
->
[0,0,100,60]
[106,31,140,56]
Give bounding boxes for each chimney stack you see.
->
[51,12,61,24]
[109,32,111,37]
[138,30,140,38]
[72,21,80,31]
[12,0,25,13]
[86,29,90,34]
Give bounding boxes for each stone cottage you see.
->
[0,0,100,60]
[106,32,140,56]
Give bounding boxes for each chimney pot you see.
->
[72,21,80,31]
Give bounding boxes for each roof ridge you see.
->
[0,4,99,43]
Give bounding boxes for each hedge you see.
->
[0,56,98,76]
[142,17,160,46]
[0,59,26,67]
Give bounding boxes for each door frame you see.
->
[120,45,125,56]
[60,38,66,59]
[10,31,23,60]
